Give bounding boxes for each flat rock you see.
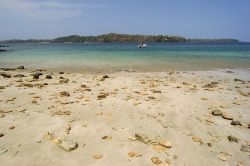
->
[222,112,233,120]
[54,138,78,152]
[212,109,222,116]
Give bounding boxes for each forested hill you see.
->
[53,33,186,43]
[0,33,239,43]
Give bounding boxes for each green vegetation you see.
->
[0,33,239,43]
[53,33,187,43]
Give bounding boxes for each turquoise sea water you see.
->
[0,42,250,72]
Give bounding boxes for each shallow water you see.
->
[0,42,250,72]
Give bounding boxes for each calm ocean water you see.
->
[0,42,250,72]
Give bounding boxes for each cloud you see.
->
[0,0,110,19]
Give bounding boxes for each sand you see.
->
[0,68,250,166]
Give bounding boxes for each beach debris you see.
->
[212,109,222,116]
[234,78,244,82]
[128,151,143,157]
[0,73,11,78]
[93,154,103,160]
[45,75,52,79]
[151,157,162,164]
[217,152,232,161]
[192,135,204,144]
[16,66,24,70]
[227,135,238,143]
[53,110,71,116]
[54,138,78,152]
[100,75,109,81]
[240,144,250,152]
[231,120,241,126]
[0,148,8,156]
[60,91,70,97]
[102,136,112,140]
[222,112,233,120]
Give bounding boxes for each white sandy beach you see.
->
[0,68,250,166]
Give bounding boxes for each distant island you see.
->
[0,33,239,44]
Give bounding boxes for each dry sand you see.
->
[0,68,250,166]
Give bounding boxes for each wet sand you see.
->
[0,67,250,166]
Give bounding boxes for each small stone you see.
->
[0,114,5,118]
[9,126,15,130]
[81,84,87,88]
[60,91,70,97]
[240,144,250,152]
[45,75,52,79]
[227,135,238,143]
[54,138,78,152]
[102,136,112,140]
[148,96,155,99]
[212,109,222,116]
[217,152,232,161]
[32,73,42,79]
[128,151,142,157]
[0,73,11,78]
[0,133,4,137]
[16,66,25,70]
[192,135,203,144]
[173,155,178,159]
[0,86,5,89]
[93,154,103,160]
[59,78,69,84]
[222,112,233,120]
[103,75,109,79]
[14,74,25,78]
[0,148,8,155]
[159,141,172,148]
[207,142,212,147]
[152,90,161,93]
[151,157,162,164]
[231,120,241,126]
[59,72,64,74]
[97,94,107,100]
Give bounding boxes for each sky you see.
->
[0,0,250,41]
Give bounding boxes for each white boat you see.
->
[138,43,147,48]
